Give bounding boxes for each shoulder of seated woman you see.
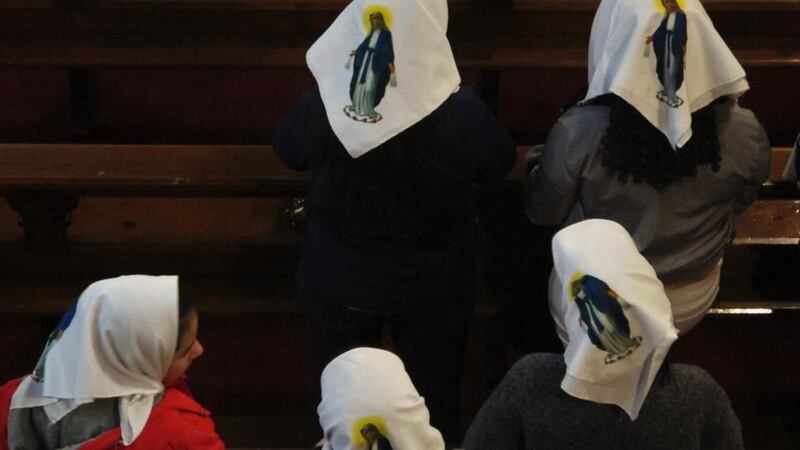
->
[560,104,610,127]
[156,387,211,417]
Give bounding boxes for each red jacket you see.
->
[0,377,225,449]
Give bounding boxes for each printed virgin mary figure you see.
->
[647,0,688,108]
[360,423,393,450]
[345,11,395,123]
[32,300,78,381]
[572,275,642,364]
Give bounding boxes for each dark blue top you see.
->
[273,87,515,313]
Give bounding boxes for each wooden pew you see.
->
[0,143,794,432]
[0,0,796,145]
[0,144,793,251]
[0,144,789,197]
[0,0,795,69]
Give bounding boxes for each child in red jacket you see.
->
[0,275,224,449]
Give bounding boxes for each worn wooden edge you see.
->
[1,270,798,315]
[0,276,299,315]
[0,144,791,192]
[0,42,796,69]
[0,144,310,197]
[0,239,302,278]
[731,199,800,245]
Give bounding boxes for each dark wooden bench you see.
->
[0,0,796,145]
[0,144,789,196]
[0,0,796,69]
[0,144,793,251]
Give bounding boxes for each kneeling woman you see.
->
[0,275,224,449]
[274,0,515,440]
[524,0,771,333]
[464,220,743,450]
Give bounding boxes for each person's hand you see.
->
[349,50,356,57]
[645,36,653,44]
[388,63,395,73]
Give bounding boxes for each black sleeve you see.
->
[445,88,517,187]
[272,86,329,171]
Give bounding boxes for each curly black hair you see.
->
[590,94,722,190]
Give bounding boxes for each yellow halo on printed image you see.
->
[654,0,687,13]
[351,416,389,446]
[362,5,394,32]
[569,272,586,300]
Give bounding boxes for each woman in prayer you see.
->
[274,0,515,441]
[464,220,743,450]
[524,0,771,334]
[316,348,443,450]
[0,276,224,450]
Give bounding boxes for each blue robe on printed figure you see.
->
[375,436,393,450]
[652,11,688,93]
[574,276,637,354]
[350,28,394,111]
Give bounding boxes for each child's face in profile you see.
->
[163,309,203,385]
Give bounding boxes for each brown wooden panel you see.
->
[0,69,71,141]
[770,148,791,183]
[499,69,586,144]
[739,66,800,146]
[0,37,795,70]
[0,276,297,315]
[70,198,290,242]
[0,1,58,9]
[93,69,314,144]
[0,241,299,276]
[0,145,308,196]
[671,312,800,413]
[0,0,795,69]
[0,200,23,244]
[0,316,44,381]
[734,200,800,245]
[42,5,800,57]
[0,144,790,193]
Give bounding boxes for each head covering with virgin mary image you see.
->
[584,0,747,149]
[306,0,460,158]
[549,219,679,419]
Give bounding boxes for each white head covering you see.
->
[318,347,444,450]
[307,0,460,158]
[10,275,179,445]
[549,220,679,420]
[585,0,748,149]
